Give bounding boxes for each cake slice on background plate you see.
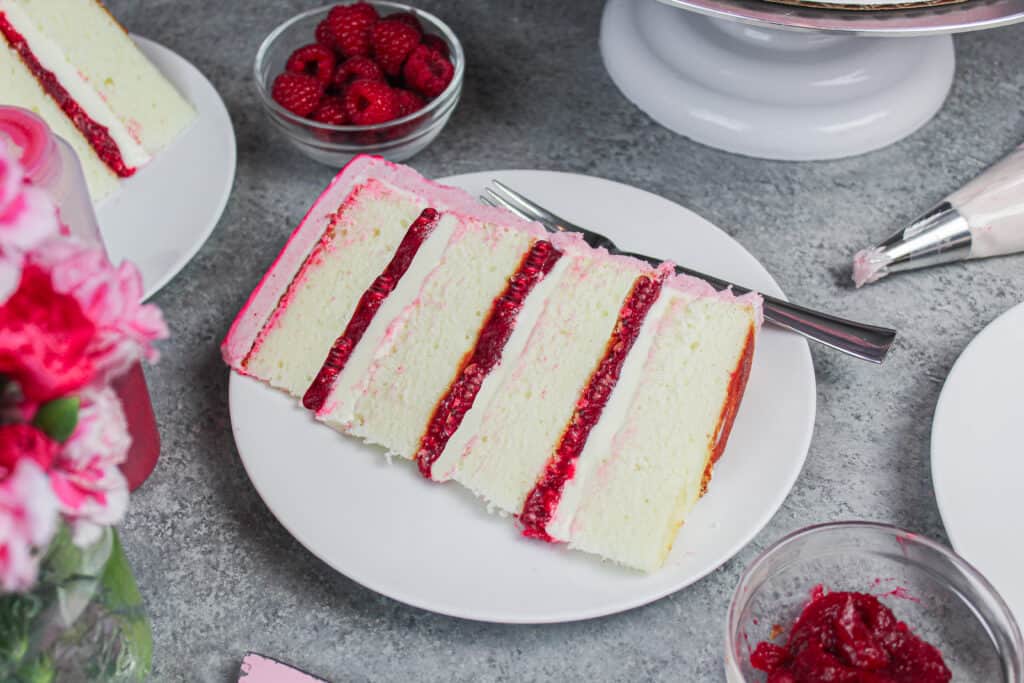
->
[539,275,762,571]
[0,0,195,201]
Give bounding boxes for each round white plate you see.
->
[229,170,817,623]
[96,36,236,301]
[933,301,1024,630]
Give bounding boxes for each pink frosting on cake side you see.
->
[549,231,658,277]
[221,155,550,371]
[221,155,383,370]
[667,272,764,329]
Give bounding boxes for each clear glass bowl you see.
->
[253,2,464,166]
[725,522,1024,682]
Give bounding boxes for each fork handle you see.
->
[759,296,895,363]
[679,266,895,363]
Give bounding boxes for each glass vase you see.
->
[0,527,152,682]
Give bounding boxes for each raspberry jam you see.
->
[750,589,952,683]
[519,274,664,541]
[0,13,135,178]
[416,240,561,478]
[303,208,440,412]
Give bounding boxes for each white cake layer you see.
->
[453,250,649,514]
[560,293,757,572]
[427,255,572,481]
[545,288,672,543]
[245,180,426,396]
[0,41,119,200]
[1,0,150,169]
[6,0,195,154]
[317,212,458,430]
[350,219,537,459]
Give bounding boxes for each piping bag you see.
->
[853,142,1024,287]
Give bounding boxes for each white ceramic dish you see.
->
[229,169,817,623]
[97,36,236,301]
[933,301,1024,631]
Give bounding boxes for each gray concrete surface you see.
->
[103,0,1024,680]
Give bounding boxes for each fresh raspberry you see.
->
[285,44,336,85]
[421,34,449,58]
[402,44,454,99]
[393,88,425,117]
[386,11,423,34]
[332,55,384,91]
[370,19,420,76]
[312,97,348,125]
[315,19,336,50]
[327,2,380,58]
[271,72,324,117]
[343,79,398,125]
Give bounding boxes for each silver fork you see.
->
[482,180,896,364]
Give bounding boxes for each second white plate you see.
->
[97,36,236,301]
[933,301,1024,631]
[230,169,817,623]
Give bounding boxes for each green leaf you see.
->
[32,398,80,443]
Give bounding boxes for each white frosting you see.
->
[950,144,1024,259]
[428,255,571,481]
[0,1,151,169]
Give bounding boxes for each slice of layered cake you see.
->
[223,155,762,572]
[0,0,195,201]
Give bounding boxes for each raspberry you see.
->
[370,19,420,76]
[421,34,449,58]
[393,88,425,117]
[327,2,380,58]
[315,19,336,50]
[402,45,454,99]
[312,97,348,125]
[386,11,423,34]
[332,55,384,91]
[343,79,398,125]
[271,72,324,117]
[285,44,336,85]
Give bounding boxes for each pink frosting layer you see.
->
[549,231,660,276]
[667,272,764,329]
[221,155,548,370]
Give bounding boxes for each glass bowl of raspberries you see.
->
[255,1,463,165]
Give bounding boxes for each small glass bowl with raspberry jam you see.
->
[254,2,463,166]
[725,522,1023,683]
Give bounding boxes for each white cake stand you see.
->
[601,0,1024,160]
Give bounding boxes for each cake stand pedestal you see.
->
[601,0,1024,160]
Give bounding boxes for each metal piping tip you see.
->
[852,202,972,288]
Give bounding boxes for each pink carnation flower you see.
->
[0,458,60,592]
[50,387,130,547]
[0,144,58,303]
[30,239,168,383]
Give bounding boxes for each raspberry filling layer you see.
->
[750,589,952,683]
[0,13,135,178]
[303,208,441,411]
[519,274,664,541]
[416,240,562,478]
[702,326,755,493]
